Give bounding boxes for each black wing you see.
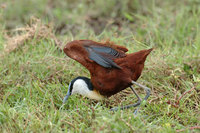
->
[84,45,124,69]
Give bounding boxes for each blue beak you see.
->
[63,84,72,104]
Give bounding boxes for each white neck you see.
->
[72,79,104,100]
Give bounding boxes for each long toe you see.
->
[133,107,140,116]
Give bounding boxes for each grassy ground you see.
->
[0,0,200,132]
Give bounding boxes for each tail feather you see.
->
[136,48,153,64]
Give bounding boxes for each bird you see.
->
[62,40,153,111]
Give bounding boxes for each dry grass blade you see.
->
[0,17,61,58]
[176,126,200,132]
[167,87,195,108]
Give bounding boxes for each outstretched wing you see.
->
[63,40,127,70]
[84,45,124,68]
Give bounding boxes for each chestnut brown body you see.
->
[63,40,152,97]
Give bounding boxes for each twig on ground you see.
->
[176,126,200,132]
[167,87,195,108]
[176,87,194,105]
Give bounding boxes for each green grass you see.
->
[0,0,200,132]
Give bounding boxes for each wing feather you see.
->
[63,40,127,69]
[84,45,124,68]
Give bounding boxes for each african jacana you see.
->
[63,40,153,111]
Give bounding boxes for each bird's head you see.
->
[63,76,104,103]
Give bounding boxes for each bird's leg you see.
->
[131,80,151,101]
[110,86,142,111]
[131,80,151,114]
[110,81,151,113]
